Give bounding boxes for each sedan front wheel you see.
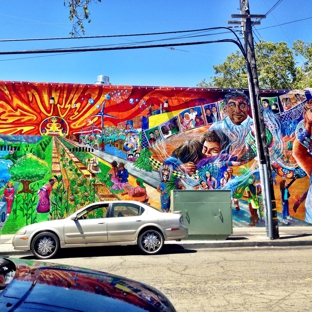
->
[31,232,60,259]
[138,228,164,255]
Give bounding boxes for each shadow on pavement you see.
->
[226,236,248,241]
[17,244,197,260]
[279,233,312,240]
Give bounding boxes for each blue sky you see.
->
[0,0,311,87]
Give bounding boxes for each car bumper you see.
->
[12,234,31,250]
[165,225,188,240]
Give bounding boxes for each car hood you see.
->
[20,219,67,232]
[0,258,176,312]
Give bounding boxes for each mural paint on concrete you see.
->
[0,80,312,233]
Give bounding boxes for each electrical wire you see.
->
[0,38,246,57]
[258,16,312,30]
[264,0,284,16]
[0,27,237,43]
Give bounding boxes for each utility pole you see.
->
[230,0,279,239]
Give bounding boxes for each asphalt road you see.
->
[12,244,312,312]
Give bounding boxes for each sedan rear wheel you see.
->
[31,232,60,259]
[138,228,164,255]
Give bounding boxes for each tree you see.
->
[134,148,153,172]
[9,154,49,193]
[293,40,312,89]
[64,0,101,36]
[198,41,298,90]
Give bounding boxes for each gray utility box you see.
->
[171,190,232,240]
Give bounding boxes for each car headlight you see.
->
[16,228,27,235]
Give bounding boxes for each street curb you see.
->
[1,239,312,257]
[179,240,312,249]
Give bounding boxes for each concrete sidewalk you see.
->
[1,226,312,256]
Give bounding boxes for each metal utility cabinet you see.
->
[171,190,232,240]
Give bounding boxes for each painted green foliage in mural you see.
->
[0,137,54,233]
[134,148,153,171]
[9,155,49,193]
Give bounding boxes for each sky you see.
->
[0,0,311,88]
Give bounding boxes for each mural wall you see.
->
[0,80,312,234]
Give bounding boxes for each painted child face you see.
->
[262,100,269,108]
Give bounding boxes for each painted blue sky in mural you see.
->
[0,1,311,87]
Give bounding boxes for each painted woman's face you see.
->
[202,141,221,157]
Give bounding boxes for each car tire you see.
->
[31,232,60,259]
[138,228,164,255]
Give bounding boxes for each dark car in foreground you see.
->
[0,257,176,311]
[13,200,188,259]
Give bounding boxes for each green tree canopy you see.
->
[198,40,311,90]
[293,40,312,89]
[9,154,49,193]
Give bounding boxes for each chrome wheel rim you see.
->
[37,236,55,256]
[142,232,161,252]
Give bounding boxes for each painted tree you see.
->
[33,143,45,160]
[198,41,298,90]
[134,148,153,172]
[9,154,49,193]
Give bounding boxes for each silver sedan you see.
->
[12,200,188,259]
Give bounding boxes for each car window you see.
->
[78,204,108,220]
[112,203,144,217]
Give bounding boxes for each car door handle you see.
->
[98,222,105,224]
[136,220,142,222]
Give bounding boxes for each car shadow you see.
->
[20,244,197,260]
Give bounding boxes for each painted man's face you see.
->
[226,96,249,125]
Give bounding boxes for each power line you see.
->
[258,16,312,30]
[0,38,246,56]
[264,0,284,16]
[0,27,239,43]
[0,26,245,58]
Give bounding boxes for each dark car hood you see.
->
[0,258,175,312]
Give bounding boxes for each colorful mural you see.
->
[0,80,312,234]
